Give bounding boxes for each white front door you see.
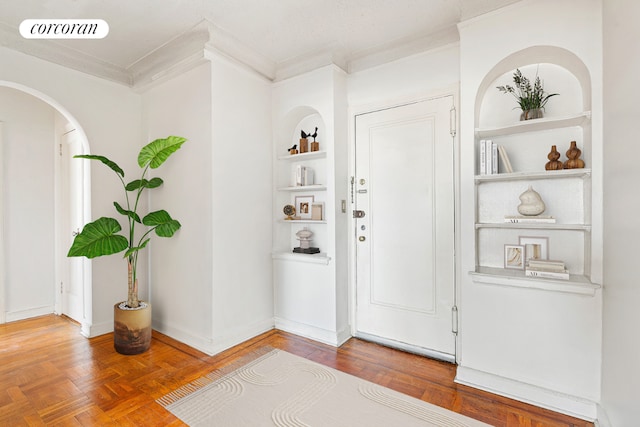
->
[354,96,456,360]
[59,129,84,323]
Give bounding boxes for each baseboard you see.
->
[455,366,597,421]
[5,305,54,323]
[274,317,351,347]
[594,403,612,427]
[85,320,113,338]
[153,317,275,356]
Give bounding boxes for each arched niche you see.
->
[278,106,327,153]
[474,46,591,128]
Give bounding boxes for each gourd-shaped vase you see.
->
[545,145,563,170]
[564,141,585,169]
[517,186,546,216]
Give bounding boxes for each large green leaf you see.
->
[114,202,141,223]
[67,217,128,258]
[138,136,186,169]
[74,154,124,178]
[143,210,181,238]
[125,177,163,191]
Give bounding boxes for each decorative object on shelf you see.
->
[293,227,320,254]
[294,195,314,219]
[517,186,546,216]
[525,259,569,280]
[563,140,585,169]
[299,130,309,153]
[504,215,555,224]
[295,165,314,186]
[283,204,296,220]
[310,126,319,152]
[496,68,559,121]
[311,202,324,221]
[545,145,564,170]
[504,244,525,269]
[519,236,549,262]
[288,144,298,155]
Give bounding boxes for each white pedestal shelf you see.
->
[279,219,327,224]
[272,251,331,265]
[277,150,327,161]
[475,111,591,138]
[277,184,327,192]
[470,267,600,296]
[475,168,591,183]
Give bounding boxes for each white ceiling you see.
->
[0,0,520,86]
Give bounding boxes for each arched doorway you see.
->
[0,81,92,335]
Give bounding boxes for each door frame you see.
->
[0,80,93,335]
[347,85,462,363]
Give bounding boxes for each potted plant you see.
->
[67,135,187,354]
[496,68,559,120]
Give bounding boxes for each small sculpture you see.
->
[301,130,309,139]
[293,227,320,254]
[310,127,319,152]
[288,144,298,155]
[545,145,563,170]
[299,130,309,153]
[283,204,296,220]
[564,141,585,169]
[517,186,546,216]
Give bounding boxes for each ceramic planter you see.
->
[113,301,151,355]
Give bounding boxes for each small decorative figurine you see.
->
[545,145,563,170]
[310,127,319,152]
[517,186,546,216]
[293,228,320,254]
[563,141,585,169]
[299,130,309,153]
[288,144,298,155]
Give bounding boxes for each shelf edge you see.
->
[272,252,331,265]
[469,270,600,296]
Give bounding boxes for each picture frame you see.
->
[294,195,314,220]
[518,236,549,263]
[311,202,324,221]
[504,244,525,270]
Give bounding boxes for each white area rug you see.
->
[158,348,489,426]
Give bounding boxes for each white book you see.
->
[525,267,570,280]
[484,139,493,175]
[504,215,556,223]
[491,141,498,174]
[479,139,486,175]
[527,259,566,271]
[498,145,514,173]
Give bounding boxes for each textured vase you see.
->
[564,140,585,169]
[545,145,564,170]
[114,302,152,355]
[520,108,543,121]
[517,186,546,216]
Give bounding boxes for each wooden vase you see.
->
[563,140,585,169]
[545,145,563,170]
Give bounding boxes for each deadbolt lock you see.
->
[353,210,365,218]
[359,236,366,242]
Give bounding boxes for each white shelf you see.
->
[475,223,591,231]
[475,111,591,138]
[475,168,591,183]
[277,184,327,192]
[277,150,327,162]
[279,220,327,224]
[272,251,331,265]
[469,267,600,296]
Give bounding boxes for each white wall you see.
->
[143,54,273,355]
[601,1,640,425]
[457,0,603,420]
[0,47,142,333]
[0,87,55,321]
[209,52,274,353]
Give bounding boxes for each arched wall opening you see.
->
[0,80,93,335]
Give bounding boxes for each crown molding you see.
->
[0,21,131,86]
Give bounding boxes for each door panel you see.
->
[355,96,455,358]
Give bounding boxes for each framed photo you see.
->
[504,244,525,270]
[519,236,549,263]
[295,195,314,219]
[311,202,324,221]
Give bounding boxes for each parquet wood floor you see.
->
[0,315,593,426]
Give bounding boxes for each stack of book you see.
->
[504,215,556,224]
[479,139,513,175]
[525,259,569,280]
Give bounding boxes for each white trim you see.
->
[275,317,351,347]
[5,306,55,323]
[595,403,612,427]
[455,366,597,422]
[355,332,455,363]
